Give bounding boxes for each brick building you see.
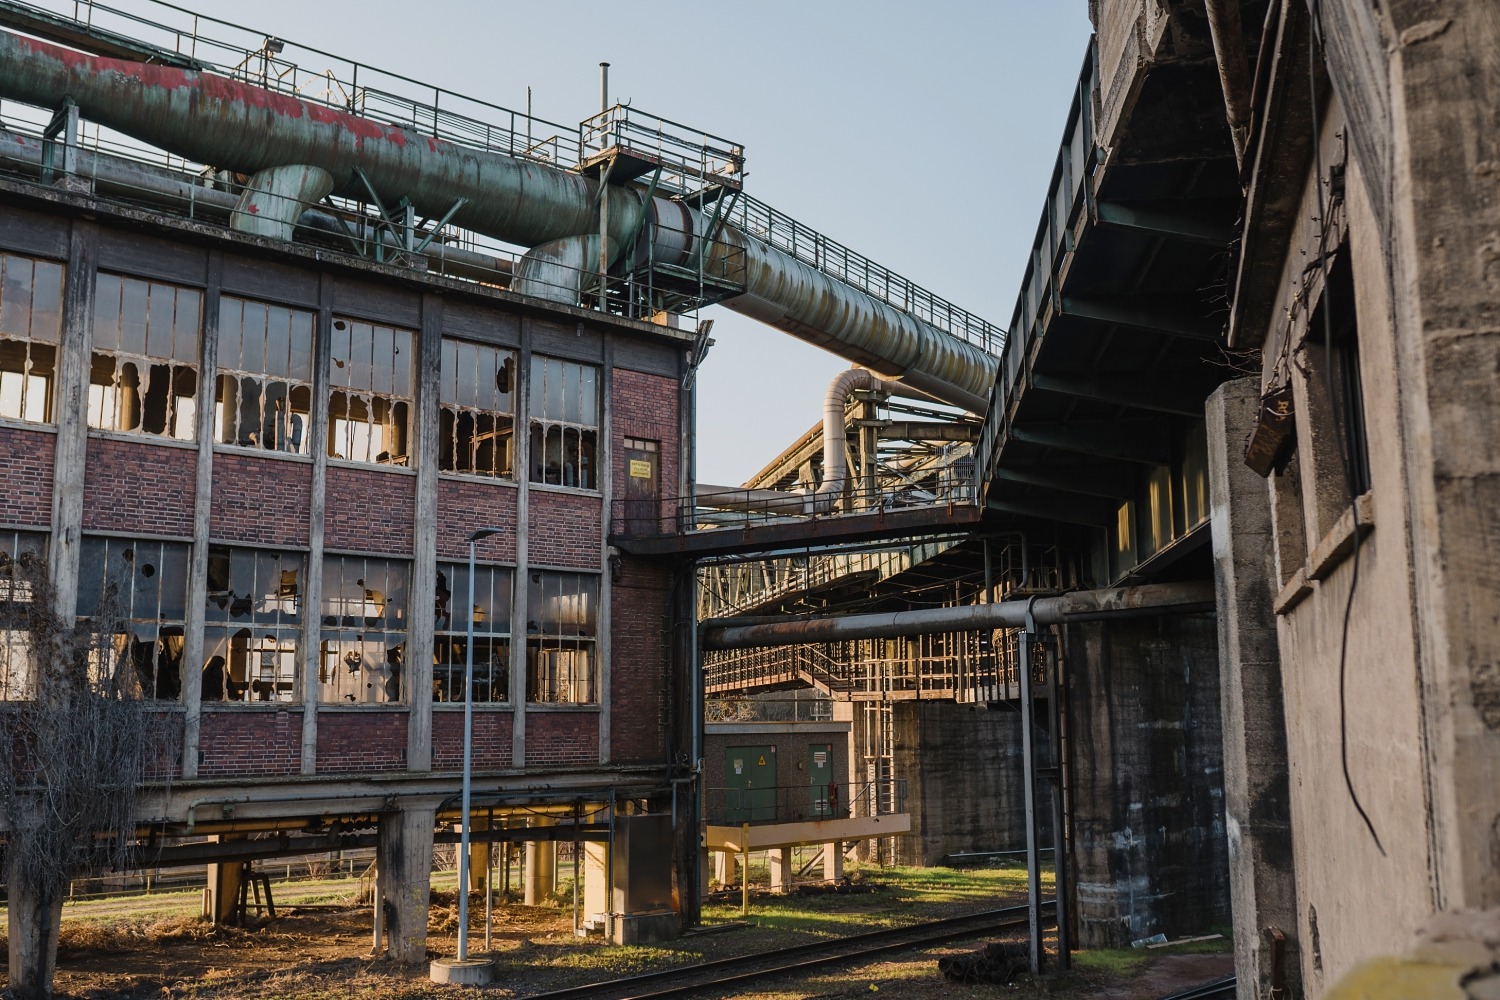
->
[0,176,694,959]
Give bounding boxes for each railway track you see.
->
[1158,976,1237,1000]
[526,902,1049,999]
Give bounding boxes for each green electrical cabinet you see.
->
[723,744,777,822]
[808,742,835,818]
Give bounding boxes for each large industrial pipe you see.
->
[0,124,516,283]
[700,580,1216,648]
[0,30,998,412]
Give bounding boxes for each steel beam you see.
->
[1061,295,1223,342]
[1030,371,1211,417]
[990,462,1137,501]
[1094,200,1234,245]
[1011,420,1170,465]
[700,581,1215,649]
[986,493,1117,527]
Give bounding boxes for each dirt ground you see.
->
[6,866,1232,999]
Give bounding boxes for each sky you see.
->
[73,0,1094,486]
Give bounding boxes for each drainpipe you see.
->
[1204,0,1253,167]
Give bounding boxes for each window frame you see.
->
[89,272,202,441]
[327,317,415,467]
[201,544,304,706]
[318,554,410,705]
[434,561,513,704]
[528,355,600,491]
[0,252,63,426]
[524,569,600,706]
[214,295,316,455]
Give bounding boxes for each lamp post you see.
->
[457,526,503,961]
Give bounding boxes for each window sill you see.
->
[0,416,56,435]
[433,703,513,711]
[326,457,417,476]
[199,702,301,711]
[528,482,602,499]
[316,703,409,711]
[438,471,519,488]
[1274,491,1374,616]
[88,427,197,450]
[524,702,601,712]
[214,443,314,465]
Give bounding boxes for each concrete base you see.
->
[429,957,495,986]
[612,910,678,945]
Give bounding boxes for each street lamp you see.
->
[432,527,503,986]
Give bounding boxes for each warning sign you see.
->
[757,755,767,766]
[628,459,652,478]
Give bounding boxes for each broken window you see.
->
[215,296,314,453]
[0,530,48,699]
[525,570,598,704]
[439,339,515,479]
[529,356,598,489]
[77,537,190,701]
[434,562,512,703]
[0,253,62,424]
[90,273,201,439]
[319,555,408,704]
[328,318,413,466]
[203,545,302,704]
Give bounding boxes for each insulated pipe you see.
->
[700,580,1216,649]
[0,124,515,283]
[0,31,999,412]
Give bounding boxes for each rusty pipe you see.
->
[0,29,997,411]
[700,581,1216,649]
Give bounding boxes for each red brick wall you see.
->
[210,452,312,546]
[0,428,54,526]
[436,480,518,561]
[83,438,195,536]
[526,712,599,768]
[432,709,513,771]
[197,709,303,777]
[527,491,601,568]
[315,710,408,773]
[325,466,415,554]
[610,557,672,764]
[611,368,681,526]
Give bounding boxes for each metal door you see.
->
[622,438,659,535]
[808,743,835,818]
[724,744,776,822]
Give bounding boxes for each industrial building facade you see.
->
[0,175,693,961]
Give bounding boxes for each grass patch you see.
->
[1072,946,1152,978]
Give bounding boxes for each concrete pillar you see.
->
[524,817,555,906]
[468,815,491,895]
[1208,378,1303,999]
[584,841,609,930]
[377,805,436,964]
[768,848,793,893]
[204,851,245,926]
[1066,614,1230,947]
[713,849,735,888]
[823,842,844,882]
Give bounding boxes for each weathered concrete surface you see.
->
[1066,614,1229,947]
[890,700,1033,866]
[377,806,435,964]
[1208,377,1302,1000]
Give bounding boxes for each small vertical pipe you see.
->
[485,808,494,952]
[1019,604,1042,976]
[740,823,750,917]
[1047,634,1070,969]
[598,62,609,114]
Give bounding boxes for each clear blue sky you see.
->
[100,0,1094,485]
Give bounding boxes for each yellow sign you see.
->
[757,755,767,766]
[629,459,652,479]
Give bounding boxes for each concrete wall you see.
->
[890,700,1033,866]
[1066,614,1229,947]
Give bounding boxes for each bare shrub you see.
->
[0,551,165,998]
